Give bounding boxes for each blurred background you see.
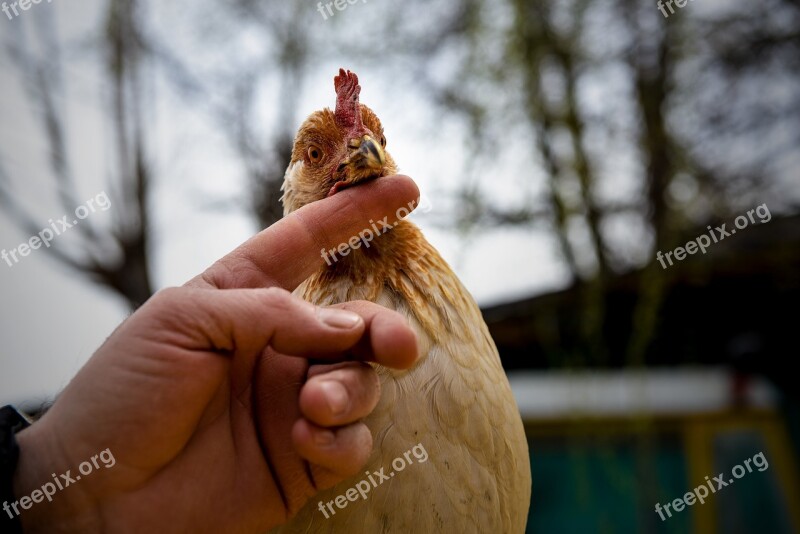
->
[0,0,798,532]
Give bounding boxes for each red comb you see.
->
[334,68,363,132]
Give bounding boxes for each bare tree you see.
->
[0,0,153,308]
[1,0,796,331]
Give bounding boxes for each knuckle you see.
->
[147,286,186,311]
[259,286,294,308]
[136,287,197,335]
[332,366,380,415]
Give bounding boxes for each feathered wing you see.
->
[272,222,530,533]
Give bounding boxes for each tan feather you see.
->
[272,222,531,533]
[271,69,530,533]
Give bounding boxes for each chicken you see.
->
[274,69,531,533]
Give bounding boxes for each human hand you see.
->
[12,176,420,533]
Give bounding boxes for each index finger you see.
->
[186,175,419,291]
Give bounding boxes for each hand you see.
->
[12,176,420,533]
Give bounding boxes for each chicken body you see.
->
[273,70,530,533]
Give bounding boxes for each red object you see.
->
[334,69,365,136]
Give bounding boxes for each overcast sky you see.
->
[3,0,795,409]
[0,0,571,408]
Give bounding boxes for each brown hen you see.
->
[274,69,530,533]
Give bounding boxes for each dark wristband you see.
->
[0,405,32,534]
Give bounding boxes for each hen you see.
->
[275,69,530,533]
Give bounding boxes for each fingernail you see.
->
[320,381,348,416]
[314,428,335,446]
[317,307,362,329]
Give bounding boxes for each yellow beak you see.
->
[327,135,387,197]
[347,135,385,172]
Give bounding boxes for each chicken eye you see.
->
[307,146,324,163]
[379,135,386,148]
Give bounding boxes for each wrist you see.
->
[1,406,31,534]
[13,418,102,533]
